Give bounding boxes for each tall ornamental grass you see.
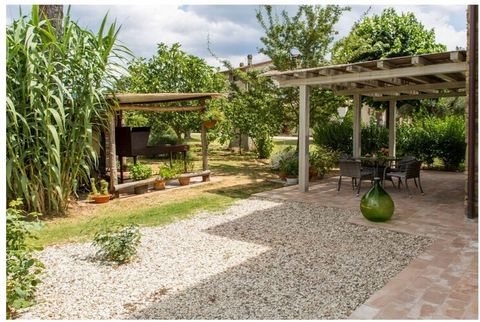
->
[7,6,129,215]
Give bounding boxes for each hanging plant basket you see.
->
[203,120,217,129]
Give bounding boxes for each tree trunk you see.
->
[39,5,64,35]
[175,130,183,144]
[184,130,192,140]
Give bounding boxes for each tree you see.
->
[332,8,447,111]
[256,5,350,131]
[219,68,284,158]
[332,8,446,64]
[39,5,63,34]
[117,43,226,143]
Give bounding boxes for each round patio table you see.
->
[355,156,401,179]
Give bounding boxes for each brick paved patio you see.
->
[255,170,478,319]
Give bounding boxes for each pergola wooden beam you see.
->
[116,105,205,112]
[335,80,466,95]
[277,62,467,87]
[372,91,465,101]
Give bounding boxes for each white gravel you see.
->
[18,198,432,320]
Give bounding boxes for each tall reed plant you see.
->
[7,6,129,215]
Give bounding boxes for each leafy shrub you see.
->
[92,225,141,264]
[270,146,296,171]
[435,116,466,170]
[313,118,353,155]
[313,118,388,156]
[130,163,153,181]
[255,135,274,159]
[6,199,44,318]
[279,154,299,177]
[310,147,340,178]
[157,164,179,180]
[148,126,178,146]
[397,115,465,170]
[361,122,389,155]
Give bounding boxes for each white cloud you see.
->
[6,4,467,67]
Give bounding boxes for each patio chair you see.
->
[386,160,424,196]
[338,160,374,196]
[383,156,418,187]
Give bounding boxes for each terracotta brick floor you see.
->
[255,170,478,319]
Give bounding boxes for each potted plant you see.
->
[279,155,299,185]
[154,164,177,190]
[177,155,195,186]
[90,178,111,203]
[130,163,153,194]
[202,106,223,129]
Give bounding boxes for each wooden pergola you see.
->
[262,50,470,194]
[107,92,223,192]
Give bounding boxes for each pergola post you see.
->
[200,99,208,171]
[201,123,208,171]
[388,100,397,157]
[353,94,362,158]
[108,112,117,193]
[299,85,310,192]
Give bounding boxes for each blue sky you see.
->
[6,4,468,68]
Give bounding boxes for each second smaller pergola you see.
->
[262,51,467,192]
[107,92,223,192]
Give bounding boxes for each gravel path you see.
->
[19,198,432,320]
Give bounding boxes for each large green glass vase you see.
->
[360,177,394,222]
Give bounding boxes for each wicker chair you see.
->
[386,160,424,196]
[383,156,417,186]
[338,160,374,195]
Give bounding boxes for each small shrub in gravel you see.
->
[6,199,44,318]
[92,225,141,264]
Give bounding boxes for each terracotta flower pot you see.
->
[154,179,166,190]
[203,120,217,129]
[134,184,148,194]
[91,194,110,204]
[178,176,190,186]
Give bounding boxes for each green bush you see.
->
[312,118,353,155]
[435,116,466,170]
[310,147,340,178]
[255,135,274,159]
[130,163,153,181]
[279,154,299,177]
[397,115,465,170]
[361,122,389,155]
[270,146,296,171]
[157,164,179,180]
[313,118,388,156]
[92,225,141,264]
[148,126,178,146]
[6,199,44,318]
